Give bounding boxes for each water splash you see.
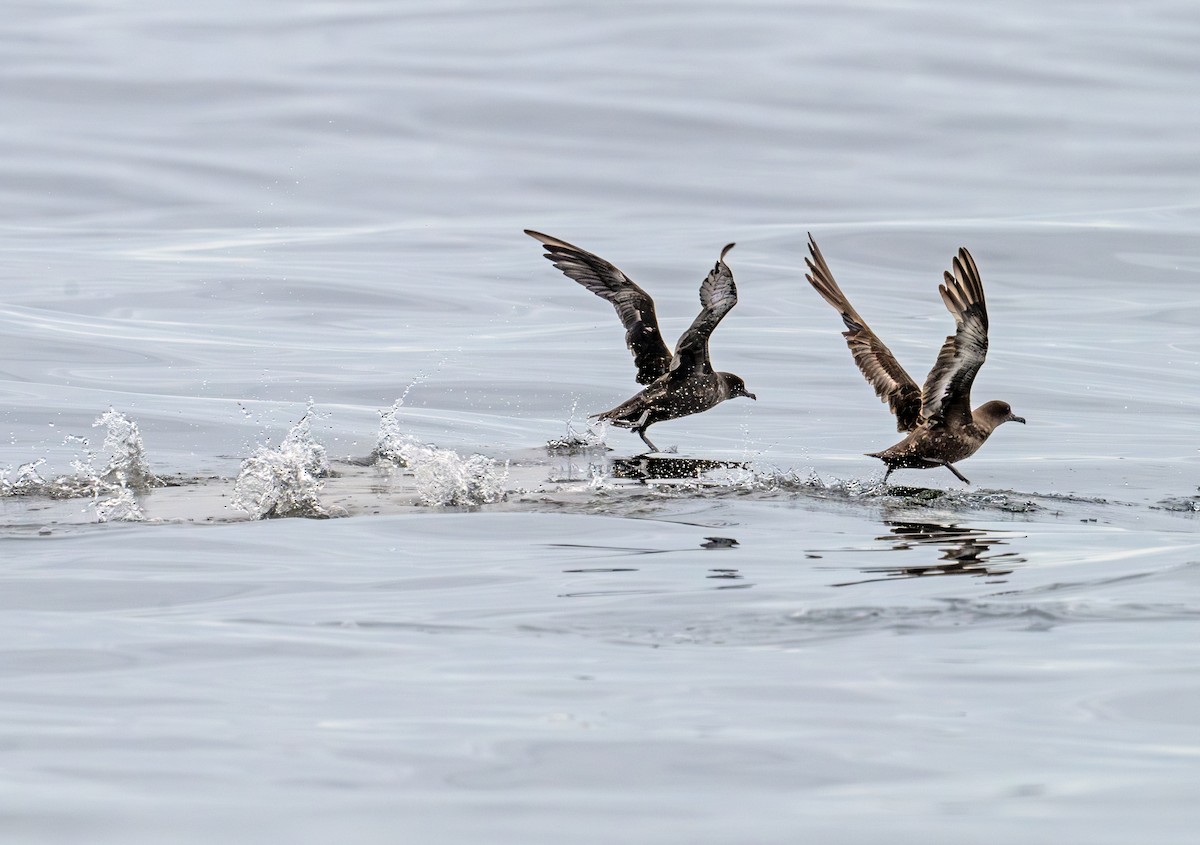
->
[232,411,331,519]
[586,460,1043,514]
[546,401,609,454]
[91,408,158,491]
[88,409,161,522]
[1,410,156,521]
[373,401,507,506]
[757,470,1042,512]
[588,461,618,492]
[374,399,412,466]
[0,459,64,498]
[406,443,508,507]
[782,470,891,499]
[94,483,145,523]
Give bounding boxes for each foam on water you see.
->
[1159,492,1200,513]
[231,410,331,519]
[570,459,1061,520]
[742,469,1046,513]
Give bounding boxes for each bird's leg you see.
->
[636,428,659,454]
[881,465,894,484]
[940,462,971,485]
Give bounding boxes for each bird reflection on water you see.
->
[552,532,747,596]
[831,521,1024,587]
[609,455,747,481]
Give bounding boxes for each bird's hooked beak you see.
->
[745,392,757,400]
[1008,412,1026,424]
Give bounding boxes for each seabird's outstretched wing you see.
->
[669,243,738,377]
[525,229,672,384]
[919,248,989,426]
[804,234,922,432]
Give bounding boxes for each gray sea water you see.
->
[3,1,1200,842]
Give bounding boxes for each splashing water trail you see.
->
[232,412,331,519]
[1,410,155,521]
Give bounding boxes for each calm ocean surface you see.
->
[3,1,1200,842]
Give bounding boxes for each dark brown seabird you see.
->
[804,234,1025,485]
[525,229,756,453]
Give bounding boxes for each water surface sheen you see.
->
[2,1,1200,843]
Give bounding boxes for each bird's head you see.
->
[976,400,1025,429]
[721,373,756,401]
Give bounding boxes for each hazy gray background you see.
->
[2,1,1200,843]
